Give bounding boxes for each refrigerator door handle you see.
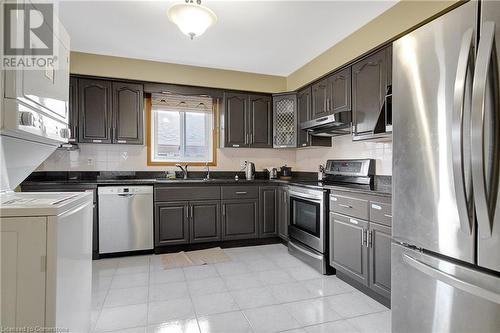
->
[471,21,497,238]
[452,28,475,234]
[403,253,500,305]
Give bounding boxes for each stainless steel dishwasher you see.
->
[98,186,153,254]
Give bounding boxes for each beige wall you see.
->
[70,1,460,93]
[70,52,287,93]
[286,0,460,91]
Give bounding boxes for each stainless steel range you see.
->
[288,186,328,273]
[288,159,375,274]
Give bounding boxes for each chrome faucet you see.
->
[175,164,189,180]
[205,162,211,180]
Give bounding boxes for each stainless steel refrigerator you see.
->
[392,1,500,332]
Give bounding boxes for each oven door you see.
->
[288,187,325,253]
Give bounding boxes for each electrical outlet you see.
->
[240,160,247,169]
[87,158,94,166]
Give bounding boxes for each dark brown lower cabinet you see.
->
[222,199,259,240]
[277,186,289,240]
[259,186,278,238]
[330,211,392,301]
[190,200,221,243]
[368,222,392,299]
[155,202,189,246]
[330,213,369,286]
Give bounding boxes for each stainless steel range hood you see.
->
[300,112,351,137]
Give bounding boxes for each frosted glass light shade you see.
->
[167,2,217,39]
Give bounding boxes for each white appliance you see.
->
[0,2,91,331]
[1,191,93,332]
[1,0,71,192]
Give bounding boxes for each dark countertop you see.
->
[21,178,391,196]
[21,171,391,196]
[325,183,392,197]
[21,177,324,188]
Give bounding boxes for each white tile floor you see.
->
[91,244,391,333]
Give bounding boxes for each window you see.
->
[147,94,216,165]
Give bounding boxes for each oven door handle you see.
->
[289,241,323,260]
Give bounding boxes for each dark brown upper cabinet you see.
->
[329,67,352,113]
[297,87,332,148]
[351,46,391,140]
[68,77,78,143]
[297,87,311,147]
[112,82,144,145]
[76,77,144,145]
[311,67,351,121]
[249,95,273,148]
[273,93,297,148]
[223,92,272,148]
[311,78,329,119]
[224,92,249,147]
[78,79,113,144]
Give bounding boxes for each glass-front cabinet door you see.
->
[273,94,297,148]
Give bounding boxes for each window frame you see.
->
[146,94,218,166]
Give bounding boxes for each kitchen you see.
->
[1,0,499,332]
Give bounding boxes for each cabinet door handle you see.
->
[338,204,352,209]
[371,204,382,210]
[361,229,366,246]
[222,204,226,216]
[384,214,392,218]
[190,206,194,220]
[235,191,247,195]
[185,206,189,219]
[368,230,373,248]
[92,139,102,143]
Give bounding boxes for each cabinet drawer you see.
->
[330,194,369,220]
[370,201,392,226]
[221,186,258,200]
[155,186,220,201]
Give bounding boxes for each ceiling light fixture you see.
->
[167,0,217,40]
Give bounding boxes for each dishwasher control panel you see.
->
[97,186,153,195]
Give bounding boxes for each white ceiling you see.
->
[59,1,397,76]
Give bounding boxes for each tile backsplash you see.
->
[38,135,393,175]
[294,135,392,175]
[37,144,297,173]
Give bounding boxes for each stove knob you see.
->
[20,112,35,126]
[59,128,71,139]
